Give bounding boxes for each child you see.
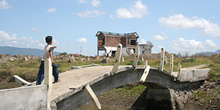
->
[36,36,60,85]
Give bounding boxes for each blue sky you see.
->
[0,0,219,56]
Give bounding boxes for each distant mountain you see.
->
[0,46,60,57]
[214,49,220,54]
[195,49,220,56]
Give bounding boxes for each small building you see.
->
[139,41,154,55]
[96,31,139,56]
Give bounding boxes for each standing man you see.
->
[36,36,60,85]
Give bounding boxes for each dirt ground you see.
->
[82,80,220,110]
[182,81,220,110]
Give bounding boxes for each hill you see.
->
[195,49,220,56]
[0,46,60,57]
[215,49,220,54]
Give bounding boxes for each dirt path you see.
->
[181,64,209,70]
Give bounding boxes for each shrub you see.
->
[184,58,196,62]
[59,52,68,56]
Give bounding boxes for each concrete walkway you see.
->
[51,65,130,101]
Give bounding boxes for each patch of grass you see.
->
[184,58,196,62]
[191,87,220,104]
[207,63,220,82]
[102,84,147,100]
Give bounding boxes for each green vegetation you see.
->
[59,52,68,55]
[0,55,219,90]
[187,55,220,108]
[102,84,147,100]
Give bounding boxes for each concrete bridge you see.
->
[0,44,210,110]
[51,65,209,110]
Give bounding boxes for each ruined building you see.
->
[139,41,154,55]
[96,31,139,56]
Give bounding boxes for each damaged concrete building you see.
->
[96,31,139,56]
[139,41,154,55]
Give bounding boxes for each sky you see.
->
[0,0,220,56]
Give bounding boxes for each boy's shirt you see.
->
[42,44,53,61]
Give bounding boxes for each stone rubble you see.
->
[0,54,105,63]
[172,80,220,109]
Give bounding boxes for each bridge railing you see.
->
[158,47,177,76]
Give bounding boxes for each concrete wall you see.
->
[179,69,210,82]
[0,85,47,110]
[53,68,204,110]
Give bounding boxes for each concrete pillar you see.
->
[85,85,102,110]
[44,59,52,110]
[145,60,148,66]
[110,44,122,75]
[177,62,181,80]
[169,54,174,75]
[159,48,165,71]
[13,75,31,86]
[164,56,167,65]
[132,42,139,69]
[140,63,150,82]
[140,57,144,62]
[121,57,124,62]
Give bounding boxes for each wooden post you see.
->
[44,59,52,110]
[169,54,174,75]
[159,48,165,71]
[110,44,122,75]
[132,42,139,69]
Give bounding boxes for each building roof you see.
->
[96,31,139,38]
[139,41,154,47]
[147,41,154,46]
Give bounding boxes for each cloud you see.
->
[91,0,100,7]
[171,38,218,54]
[53,39,60,45]
[79,0,86,4]
[0,0,11,9]
[0,30,16,40]
[77,10,105,18]
[0,30,60,49]
[30,27,41,32]
[77,38,87,43]
[153,35,166,40]
[47,7,56,13]
[204,39,217,49]
[159,14,220,38]
[113,0,149,19]
[140,39,146,44]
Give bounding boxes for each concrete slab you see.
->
[0,85,47,110]
[179,68,210,82]
[172,64,208,77]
